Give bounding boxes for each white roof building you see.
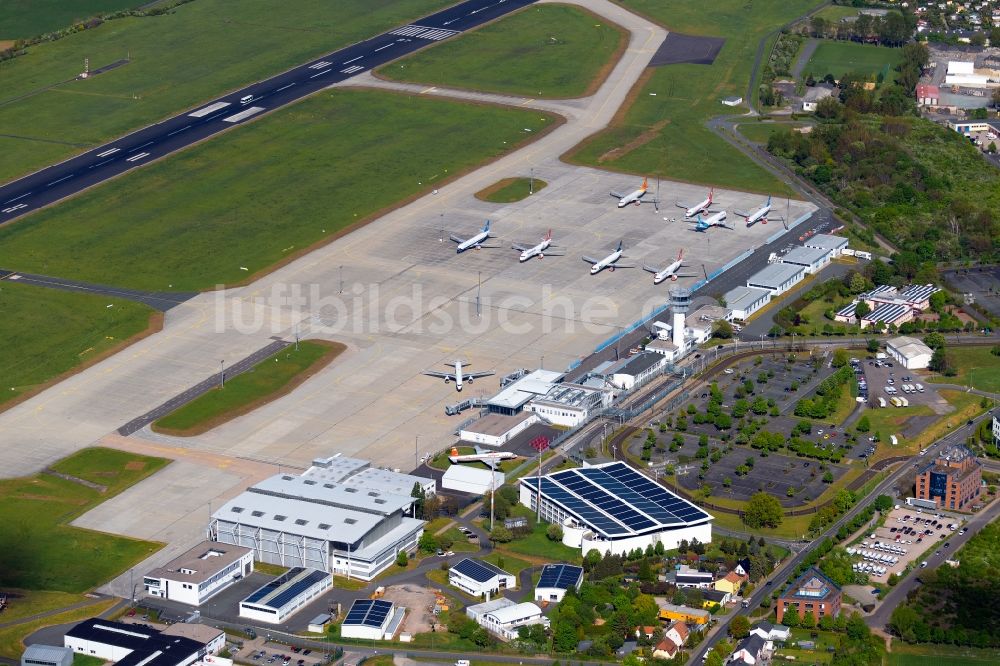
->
[238,568,332,623]
[780,246,832,274]
[143,541,254,606]
[747,262,806,294]
[441,465,504,495]
[475,601,549,640]
[21,646,73,666]
[644,338,681,362]
[448,558,516,597]
[724,286,772,320]
[527,382,610,427]
[804,234,849,257]
[459,412,539,447]
[886,336,934,369]
[486,369,564,415]
[534,563,584,603]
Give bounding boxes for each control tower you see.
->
[668,286,692,353]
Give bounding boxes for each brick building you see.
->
[915,444,982,511]
[776,567,841,624]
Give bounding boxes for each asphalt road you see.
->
[0,0,537,222]
[686,407,1000,665]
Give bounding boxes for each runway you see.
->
[0,0,537,224]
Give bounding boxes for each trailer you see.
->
[898,396,909,407]
[878,396,887,408]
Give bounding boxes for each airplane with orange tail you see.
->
[610,176,658,208]
[448,446,517,470]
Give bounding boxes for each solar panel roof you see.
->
[450,558,511,583]
[537,563,583,590]
[242,567,330,609]
[343,599,393,627]
[522,461,712,538]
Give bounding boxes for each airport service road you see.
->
[0,0,538,221]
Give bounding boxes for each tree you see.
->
[874,494,893,511]
[815,96,842,119]
[929,348,955,375]
[856,415,870,432]
[418,532,439,553]
[490,525,513,543]
[396,550,409,567]
[929,290,948,313]
[715,319,734,339]
[730,614,750,639]
[854,300,871,323]
[832,349,849,367]
[923,332,946,349]
[742,492,784,529]
[546,523,564,542]
[866,338,879,354]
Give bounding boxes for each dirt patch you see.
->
[151,340,346,438]
[0,41,14,51]
[124,461,146,471]
[597,118,669,162]
[382,584,438,635]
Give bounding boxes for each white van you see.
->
[240,94,254,105]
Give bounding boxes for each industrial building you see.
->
[485,369,564,416]
[143,542,253,606]
[915,444,982,511]
[64,619,207,666]
[803,234,849,258]
[340,599,403,641]
[441,465,504,495]
[780,246,831,274]
[520,461,713,556]
[776,567,841,624]
[211,455,430,580]
[835,284,940,331]
[598,353,665,391]
[724,286,772,321]
[465,598,548,640]
[238,568,331,623]
[526,382,610,427]
[21,645,73,666]
[534,563,584,603]
[746,263,806,295]
[448,558,516,597]
[459,412,538,447]
[886,336,934,370]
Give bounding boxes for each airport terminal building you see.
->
[519,461,713,555]
[210,456,430,580]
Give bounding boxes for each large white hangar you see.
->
[519,461,713,555]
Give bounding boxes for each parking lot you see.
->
[943,266,1000,320]
[860,359,945,412]
[848,506,963,585]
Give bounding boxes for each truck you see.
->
[899,396,909,407]
[878,396,886,408]
[876,352,887,360]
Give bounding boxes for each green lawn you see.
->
[379,3,625,98]
[804,40,904,80]
[475,177,547,203]
[0,281,156,407]
[0,590,89,623]
[566,0,819,194]
[0,0,144,40]
[887,643,1000,665]
[73,654,108,666]
[441,527,480,552]
[152,340,342,435]
[0,89,555,291]
[481,552,531,578]
[813,5,866,23]
[926,346,1000,392]
[737,122,810,144]
[496,522,583,564]
[0,598,117,659]
[860,404,933,445]
[0,447,167,593]
[0,0,455,184]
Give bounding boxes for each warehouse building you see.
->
[534,564,583,603]
[211,456,430,580]
[459,412,538,447]
[526,382,610,427]
[803,234,849,258]
[238,568,331,624]
[780,246,831,275]
[340,599,402,641]
[723,286,771,321]
[520,461,713,556]
[746,263,805,295]
[21,645,73,666]
[65,619,206,666]
[448,558,516,597]
[143,542,253,606]
[886,336,934,370]
[441,465,504,495]
[465,598,548,640]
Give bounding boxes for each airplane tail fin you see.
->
[678,248,685,261]
[641,177,648,191]
[766,194,771,207]
[544,229,552,241]
[616,240,623,252]
[708,187,714,203]
[483,220,491,233]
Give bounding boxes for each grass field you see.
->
[380,4,625,98]
[0,590,89,623]
[886,643,1000,665]
[0,0,456,184]
[0,281,157,408]
[475,177,547,203]
[566,0,818,194]
[73,655,107,666]
[495,522,583,564]
[152,340,343,435]
[481,552,531,578]
[0,0,143,40]
[0,447,167,593]
[0,598,116,659]
[926,346,1000,392]
[738,122,810,144]
[0,89,555,291]
[804,40,904,80]
[812,5,865,23]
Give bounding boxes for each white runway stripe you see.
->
[309,61,332,69]
[341,65,364,74]
[222,106,265,123]
[189,101,230,117]
[125,152,149,162]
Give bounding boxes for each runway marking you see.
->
[309,69,332,78]
[389,24,457,41]
[420,86,437,94]
[222,106,265,123]
[129,141,154,152]
[373,43,393,53]
[308,61,333,69]
[167,125,191,136]
[46,174,74,186]
[343,56,363,64]
[96,147,120,157]
[90,159,114,168]
[3,192,30,204]
[125,152,149,162]
[189,101,231,118]
[275,83,295,92]
[2,203,26,213]
[341,65,364,74]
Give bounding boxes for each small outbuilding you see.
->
[534,563,584,603]
[441,465,504,495]
[21,646,73,666]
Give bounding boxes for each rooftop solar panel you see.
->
[537,563,583,590]
[243,568,329,609]
[343,599,393,627]
[451,558,509,583]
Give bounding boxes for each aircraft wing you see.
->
[612,262,636,269]
[423,370,458,381]
[674,273,699,278]
[675,201,692,209]
[511,242,533,251]
[582,255,601,265]
[449,234,466,244]
[465,370,495,379]
[642,264,661,274]
[734,209,751,218]
[610,190,626,199]
[541,250,565,256]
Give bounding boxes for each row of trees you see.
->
[806,10,914,47]
[794,365,855,419]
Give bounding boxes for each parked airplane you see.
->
[582,240,634,274]
[423,360,495,391]
[735,195,784,227]
[676,188,715,219]
[450,220,497,253]
[449,446,518,470]
[511,229,564,262]
[610,177,658,208]
[692,211,732,232]
[642,249,698,284]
